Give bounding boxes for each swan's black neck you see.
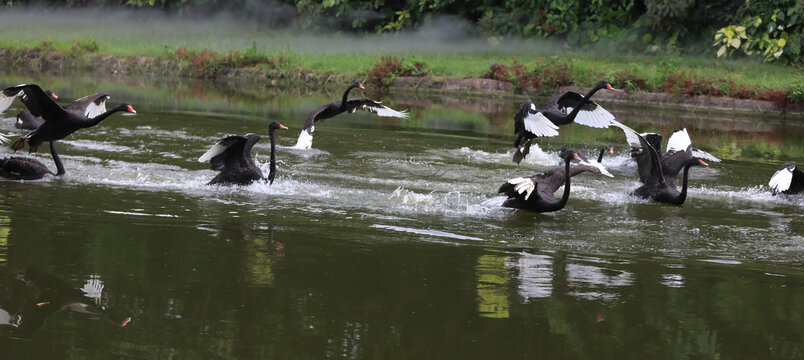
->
[597,147,606,163]
[267,128,277,185]
[549,156,573,211]
[672,163,695,205]
[84,104,127,128]
[49,141,65,176]
[339,84,359,111]
[567,84,605,119]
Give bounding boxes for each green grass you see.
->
[1,10,802,96]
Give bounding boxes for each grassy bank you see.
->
[1,10,803,105]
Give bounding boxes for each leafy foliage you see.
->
[715,0,804,63]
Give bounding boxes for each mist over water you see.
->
[0,7,570,55]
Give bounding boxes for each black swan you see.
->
[294,81,408,149]
[611,121,709,205]
[597,145,614,163]
[611,120,720,164]
[0,84,135,153]
[498,149,613,212]
[199,121,288,186]
[14,91,109,131]
[769,162,803,195]
[0,142,65,180]
[512,80,616,164]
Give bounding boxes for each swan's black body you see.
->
[499,150,594,212]
[2,84,135,153]
[630,133,707,205]
[512,80,616,164]
[202,121,287,186]
[0,142,65,180]
[301,81,406,134]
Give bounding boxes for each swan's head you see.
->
[120,103,136,114]
[558,149,580,162]
[269,121,288,131]
[602,145,614,154]
[598,80,615,91]
[45,90,58,99]
[351,81,365,90]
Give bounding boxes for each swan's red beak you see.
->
[36,302,50,307]
[279,124,288,130]
[50,92,58,99]
[120,317,132,327]
[698,159,709,166]
[606,83,615,91]
[573,153,581,161]
[358,83,365,89]
[126,105,136,113]
[608,146,614,154]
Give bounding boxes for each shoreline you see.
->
[2,47,803,120]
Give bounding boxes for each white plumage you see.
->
[769,166,794,194]
[198,141,230,162]
[566,103,615,129]
[362,102,409,118]
[0,89,23,113]
[508,177,536,200]
[666,128,692,153]
[84,95,110,119]
[577,157,614,177]
[610,119,641,148]
[692,148,722,163]
[523,112,560,137]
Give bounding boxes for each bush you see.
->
[714,0,804,63]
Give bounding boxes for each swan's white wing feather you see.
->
[769,167,793,194]
[523,111,559,137]
[360,101,408,118]
[692,148,721,163]
[84,95,109,119]
[577,158,614,177]
[508,177,536,200]
[199,141,231,162]
[609,119,641,148]
[0,133,9,144]
[666,128,692,153]
[0,89,22,114]
[570,102,615,128]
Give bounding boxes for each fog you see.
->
[0,7,571,55]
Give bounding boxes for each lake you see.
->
[0,75,802,359]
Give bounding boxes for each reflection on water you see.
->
[507,251,553,300]
[476,252,510,318]
[0,212,8,264]
[0,267,129,340]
